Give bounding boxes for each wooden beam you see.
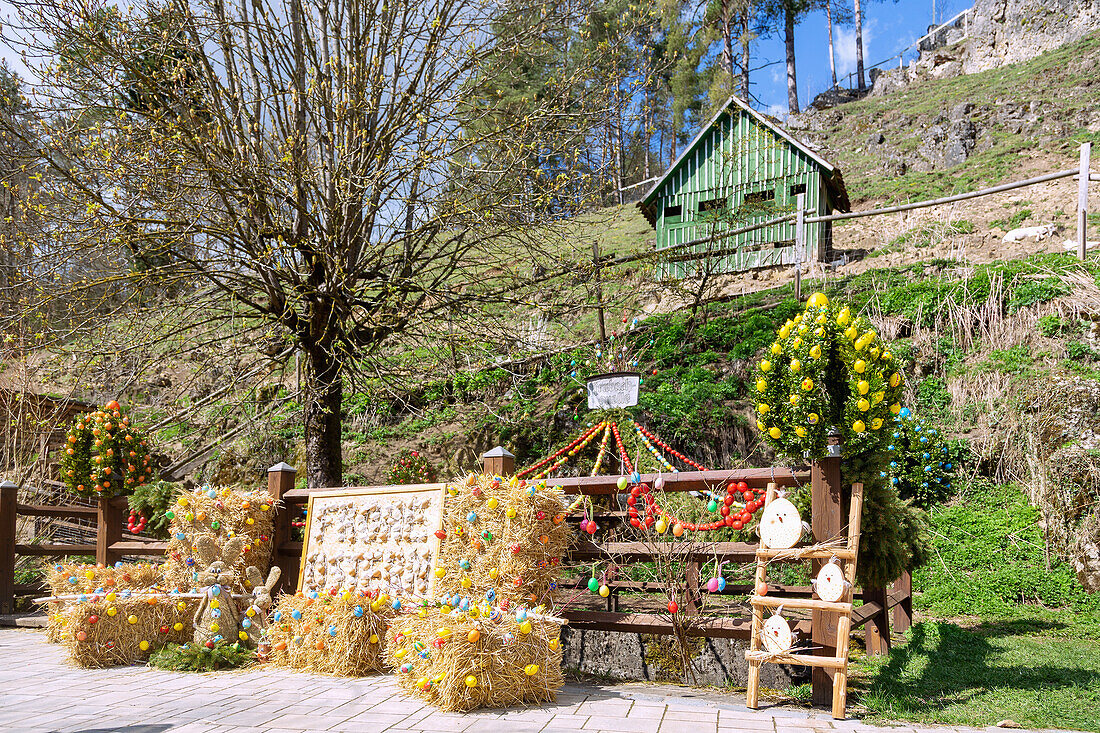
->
[568,539,758,564]
[745,650,846,669]
[561,609,812,639]
[15,544,97,557]
[108,541,167,555]
[890,572,913,634]
[16,504,98,519]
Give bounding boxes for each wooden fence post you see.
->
[811,433,843,707]
[891,570,913,634]
[864,585,892,655]
[96,497,125,568]
[0,481,17,614]
[593,242,607,344]
[1079,142,1092,262]
[268,462,298,594]
[482,447,515,478]
[794,192,806,301]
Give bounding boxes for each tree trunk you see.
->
[739,7,751,102]
[721,0,734,78]
[303,347,343,489]
[854,0,865,90]
[784,2,798,113]
[826,0,837,88]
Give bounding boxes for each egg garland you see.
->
[628,478,764,533]
[754,293,905,459]
[60,400,153,499]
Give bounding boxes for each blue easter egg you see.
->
[353,605,364,617]
[273,611,282,622]
[211,585,220,596]
[392,599,402,610]
[291,610,302,620]
[329,625,337,636]
[717,577,727,592]
[467,511,478,523]
[486,590,496,602]
[242,618,251,628]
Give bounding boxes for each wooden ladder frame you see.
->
[745,481,865,719]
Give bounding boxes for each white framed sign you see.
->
[587,372,641,409]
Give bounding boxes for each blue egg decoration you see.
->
[486,589,496,602]
[353,605,364,617]
[329,625,338,636]
[291,610,302,620]
[717,577,727,592]
[516,609,528,622]
[467,511,478,523]
[242,618,251,628]
[211,585,221,596]
[273,611,282,622]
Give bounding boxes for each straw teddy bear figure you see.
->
[192,534,245,648]
[243,565,281,650]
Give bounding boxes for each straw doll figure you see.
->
[192,534,244,648]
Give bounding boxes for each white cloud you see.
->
[834,20,875,81]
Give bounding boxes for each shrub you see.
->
[387,449,438,484]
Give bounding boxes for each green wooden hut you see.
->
[639,95,850,279]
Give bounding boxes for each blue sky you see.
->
[751,0,974,115]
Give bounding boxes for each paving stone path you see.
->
[0,629,1072,733]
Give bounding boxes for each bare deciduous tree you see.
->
[0,0,619,487]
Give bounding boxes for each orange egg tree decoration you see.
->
[61,400,154,499]
[753,293,905,459]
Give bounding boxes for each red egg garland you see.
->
[517,421,607,480]
[627,480,763,533]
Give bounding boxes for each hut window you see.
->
[698,197,725,213]
[663,204,682,220]
[789,183,807,196]
[743,189,774,205]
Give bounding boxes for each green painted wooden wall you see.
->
[652,109,832,279]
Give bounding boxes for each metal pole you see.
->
[1079,142,1092,261]
[794,193,806,301]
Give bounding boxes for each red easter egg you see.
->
[668,601,678,614]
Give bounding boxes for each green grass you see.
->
[847,479,1100,730]
[856,621,1100,731]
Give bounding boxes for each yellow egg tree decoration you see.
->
[753,293,904,458]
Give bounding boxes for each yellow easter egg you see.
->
[790,359,801,373]
[858,398,870,412]
[210,622,220,633]
[599,585,610,598]
[461,576,472,589]
[808,292,828,307]
[858,380,869,395]
[789,394,799,406]
[890,403,901,415]
[465,675,478,688]
[808,412,819,425]
[549,638,560,651]
[127,615,138,624]
[437,627,452,639]
[395,648,407,658]
[107,607,117,617]
[756,421,766,432]
[756,379,767,392]
[872,418,884,430]
[795,426,807,438]
[768,427,781,439]
[837,307,851,326]
[487,497,498,509]
[655,518,668,534]
[890,372,901,387]
[759,359,772,372]
[434,567,446,578]
[369,634,379,644]
[770,343,782,355]
[809,344,822,359]
[506,508,517,518]
[854,360,866,374]
[524,664,540,676]
[519,621,532,634]
[802,378,813,391]
[845,326,858,340]
[139,640,149,651]
[173,622,183,631]
[757,403,770,414]
[489,567,499,580]
[852,421,866,433]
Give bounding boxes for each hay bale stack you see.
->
[162,486,277,591]
[61,595,197,668]
[266,591,395,676]
[44,562,165,643]
[385,606,564,712]
[434,474,570,609]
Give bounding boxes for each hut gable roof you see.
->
[638,95,850,227]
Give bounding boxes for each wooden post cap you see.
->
[267,462,297,474]
[482,446,515,477]
[0,481,17,490]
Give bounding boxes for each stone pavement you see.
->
[0,629,1071,733]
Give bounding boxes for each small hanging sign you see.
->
[586,372,641,409]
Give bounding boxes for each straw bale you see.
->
[433,474,570,609]
[60,595,198,668]
[266,590,395,676]
[384,606,564,712]
[162,486,277,592]
[45,562,166,643]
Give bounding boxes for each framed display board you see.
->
[297,483,447,600]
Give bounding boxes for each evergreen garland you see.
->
[147,641,254,671]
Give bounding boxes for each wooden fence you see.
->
[1,455,912,704]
